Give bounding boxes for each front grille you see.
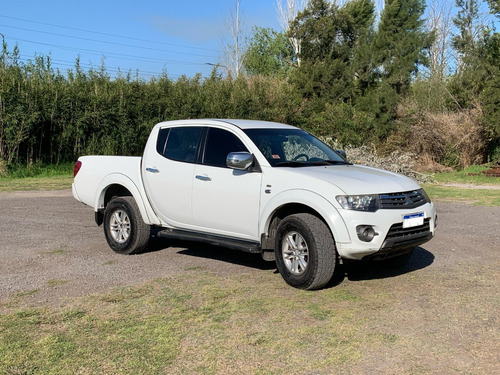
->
[380,218,431,250]
[379,189,428,209]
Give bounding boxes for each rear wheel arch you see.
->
[95,184,133,226]
[93,174,161,227]
[104,184,133,205]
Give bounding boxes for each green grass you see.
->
[432,165,500,185]
[422,165,500,206]
[0,271,371,374]
[0,175,73,192]
[2,262,498,374]
[0,163,73,192]
[0,164,497,373]
[39,249,66,255]
[4,162,74,178]
[423,183,500,206]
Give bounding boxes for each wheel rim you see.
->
[109,209,131,244]
[282,231,309,275]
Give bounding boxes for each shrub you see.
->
[324,140,434,183]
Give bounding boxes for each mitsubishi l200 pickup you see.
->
[73,119,437,289]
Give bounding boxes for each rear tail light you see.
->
[74,161,82,177]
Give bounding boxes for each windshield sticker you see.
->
[272,154,281,159]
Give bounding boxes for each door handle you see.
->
[195,175,212,181]
[146,167,159,173]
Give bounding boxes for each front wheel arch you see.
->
[261,203,323,251]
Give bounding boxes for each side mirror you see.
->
[336,150,347,159]
[226,152,254,170]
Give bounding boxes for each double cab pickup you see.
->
[73,119,437,289]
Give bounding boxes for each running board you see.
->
[156,228,261,253]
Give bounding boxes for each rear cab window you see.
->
[156,127,204,163]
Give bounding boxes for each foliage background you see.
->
[1,0,499,171]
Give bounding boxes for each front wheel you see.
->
[103,196,150,255]
[274,213,337,290]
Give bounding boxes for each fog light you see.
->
[356,225,377,242]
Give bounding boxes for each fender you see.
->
[259,189,352,244]
[94,172,161,226]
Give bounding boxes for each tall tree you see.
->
[222,0,246,78]
[479,0,500,161]
[373,0,433,95]
[452,0,484,76]
[276,0,307,66]
[448,0,493,109]
[355,0,433,139]
[486,0,500,15]
[289,0,376,103]
[243,27,293,77]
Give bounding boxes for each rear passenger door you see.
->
[143,126,203,226]
[191,127,262,240]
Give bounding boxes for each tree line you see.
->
[1,0,499,169]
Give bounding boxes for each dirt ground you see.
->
[0,189,274,305]
[0,190,499,373]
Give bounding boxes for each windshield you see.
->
[244,128,349,167]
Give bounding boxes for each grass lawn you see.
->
[432,165,500,185]
[422,165,500,206]
[0,163,73,192]
[0,175,73,192]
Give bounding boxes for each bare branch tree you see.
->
[276,0,306,66]
[427,0,453,80]
[222,0,245,78]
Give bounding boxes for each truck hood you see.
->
[294,164,421,195]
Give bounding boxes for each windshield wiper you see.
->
[312,160,351,165]
[275,160,351,167]
[275,161,308,167]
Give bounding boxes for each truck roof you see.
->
[154,119,297,130]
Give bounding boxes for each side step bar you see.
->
[156,228,262,253]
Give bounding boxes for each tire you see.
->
[274,213,337,290]
[103,196,150,255]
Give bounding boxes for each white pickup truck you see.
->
[73,119,437,289]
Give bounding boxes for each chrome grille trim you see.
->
[379,189,428,209]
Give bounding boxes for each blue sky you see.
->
[0,0,281,79]
[2,1,498,80]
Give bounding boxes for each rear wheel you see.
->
[103,196,150,254]
[274,213,337,290]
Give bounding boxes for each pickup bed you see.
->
[73,119,437,289]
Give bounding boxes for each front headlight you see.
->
[336,195,380,212]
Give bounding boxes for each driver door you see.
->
[191,127,262,240]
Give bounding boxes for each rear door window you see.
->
[157,127,203,163]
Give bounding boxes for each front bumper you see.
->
[335,202,437,260]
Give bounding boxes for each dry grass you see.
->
[406,109,489,170]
